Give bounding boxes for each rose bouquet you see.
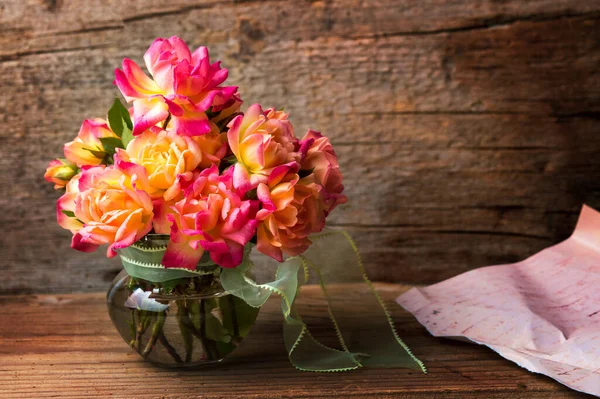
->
[44,37,423,372]
[46,36,345,268]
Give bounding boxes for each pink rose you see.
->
[114,36,237,136]
[227,104,299,192]
[163,166,258,269]
[298,130,347,214]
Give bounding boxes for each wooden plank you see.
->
[0,284,589,398]
[2,0,599,59]
[2,13,599,127]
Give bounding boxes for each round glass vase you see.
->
[106,237,259,368]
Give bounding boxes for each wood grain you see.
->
[1,0,600,292]
[0,284,590,398]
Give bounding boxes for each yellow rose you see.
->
[118,128,203,200]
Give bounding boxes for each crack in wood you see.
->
[49,24,124,37]
[350,11,600,39]
[358,111,600,118]
[453,146,558,151]
[555,112,600,121]
[0,44,112,63]
[333,142,559,150]
[421,229,551,240]
[121,3,220,23]
[121,0,281,24]
[356,111,535,116]
[329,224,552,240]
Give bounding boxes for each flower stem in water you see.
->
[176,300,194,362]
[142,311,165,358]
[199,299,212,360]
[158,333,183,364]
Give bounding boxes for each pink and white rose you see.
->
[114,36,238,137]
[227,104,298,192]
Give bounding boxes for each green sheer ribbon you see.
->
[118,230,425,373]
[220,229,426,373]
[119,237,218,282]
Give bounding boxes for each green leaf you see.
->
[220,295,260,338]
[220,255,300,311]
[99,137,125,155]
[216,341,236,355]
[121,126,134,148]
[161,278,187,294]
[244,188,258,200]
[54,170,74,181]
[57,158,78,170]
[205,311,232,343]
[107,98,133,138]
[61,210,75,217]
[120,257,216,283]
[298,168,315,179]
[222,155,238,165]
[205,107,218,119]
[83,147,107,159]
[216,112,241,131]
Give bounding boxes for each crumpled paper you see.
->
[397,205,600,396]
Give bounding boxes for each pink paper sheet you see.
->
[397,205,600,396]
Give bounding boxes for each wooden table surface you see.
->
[0,283,590,399]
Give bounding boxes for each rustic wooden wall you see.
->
[1,0,599,293]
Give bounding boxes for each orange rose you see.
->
[255,164,323,261]
[57,160,154,257]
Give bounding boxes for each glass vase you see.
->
[106,238,259,367]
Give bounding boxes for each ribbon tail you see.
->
[284,304,363,372]
[222,251,364,371]
[284,255,364,371]
[305,229,427,373]
[222,232,426,373]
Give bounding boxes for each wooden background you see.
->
[1,0,599,294]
